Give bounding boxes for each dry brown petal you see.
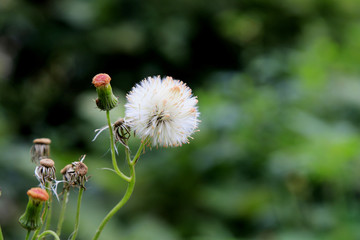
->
[76,162,88,176]
[60,164,73,175]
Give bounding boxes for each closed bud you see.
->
[19,188,49,231]
[92,73,118,111]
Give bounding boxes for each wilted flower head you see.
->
[61,155,88,190]
[30,138,51,164]
[113,118,131,148]
[125,76,200,147]
[35,158,56,187]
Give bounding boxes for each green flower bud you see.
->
[92,73,118,111]
[19,188,49,231]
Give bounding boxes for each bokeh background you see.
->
[1,0,360,239]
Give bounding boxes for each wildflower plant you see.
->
[1,74,199,240]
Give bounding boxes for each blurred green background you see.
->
[1,0,360,239]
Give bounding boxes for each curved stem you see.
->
[92,164,135,240]
[56,189,69,237]
[31,229,39,240]
[106,110,131,182]
[71,188,84,240]
[25,230,31,240]
[131,140,147,165]
[37,230,60,240]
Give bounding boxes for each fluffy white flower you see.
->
[125,76,200,147]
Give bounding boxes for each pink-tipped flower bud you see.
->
[27,188,49,202]
[92,73,118,111]
[92,73,111,87]
[19,188,49,231]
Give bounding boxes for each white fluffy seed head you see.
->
[125,76,200,147]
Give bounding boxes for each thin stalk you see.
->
[56,189,69,236]
[131,140,147,165]
[71,188,84,240]
[106,110,131,182]
[31,228,40,240]
[0,225,3,240]
[44,188,53,233]
[25,230,31,240]
[37,230,60,240]
[92,162,136,240]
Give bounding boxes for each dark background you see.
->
[1,0,360,239]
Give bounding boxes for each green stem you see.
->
[37,230,60,240]
[25,230,31,240]
[56,189,69,237]
[131,140,147,165]
[92,163,136,240]
[0,225,4,240]
[31,197,49,240]
[106,110,131,182]
[71,188,84,240]
[44,190,52,233]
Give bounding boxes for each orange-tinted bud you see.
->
[27,188,49,202]
[19,188,49,230]
[92,73,118,111]
[92,73,111,87]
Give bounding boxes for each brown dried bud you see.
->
[114,118,125,127]
[31,138,51,164]
[33,138,51,145]
[39,158,55,168]
[60,164,73,175]
[75,162,88,176]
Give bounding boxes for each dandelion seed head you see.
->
[125,76,200,147]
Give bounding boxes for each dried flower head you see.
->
[92,118,132,153]
[30,138,51,164]
[125,76,200,147]
[19,188,49,231]
[35,158,56,187]
[61,155,88,190]
[35,158,56,188]
[113,118,131,148]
